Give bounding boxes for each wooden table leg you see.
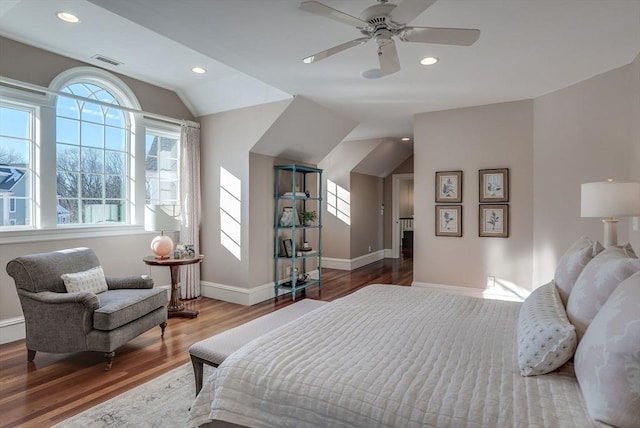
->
[167,264,199,318]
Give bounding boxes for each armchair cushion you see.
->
[94,288,168,330]
[106,275,154,290]
[62,266,108,294]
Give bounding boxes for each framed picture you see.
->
[479,204,509,237]
[279,207,300,227]
[282,238,293,257]
[435,205,462,237]
[479,168,509,202]
[435,170,462,203]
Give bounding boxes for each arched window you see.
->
[53,68,138,225]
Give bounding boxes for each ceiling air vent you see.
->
[91,54,123,66]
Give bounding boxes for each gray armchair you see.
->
[6,247,168,370]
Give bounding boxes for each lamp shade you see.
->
[144,204,180,232]
[581,181,640,218]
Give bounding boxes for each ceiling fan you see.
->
[299,0,480,78]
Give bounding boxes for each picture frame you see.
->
[282,238,293,257]
[435,171,462,203]
[479,168,509,202]
[435,205,462,237]
[479,204,509,238]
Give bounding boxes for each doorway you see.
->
[391,173,414,259]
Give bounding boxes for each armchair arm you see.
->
[106,275,154,290]
[17,289,99,310]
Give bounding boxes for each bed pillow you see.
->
[61,266,108,294]
[574,272,640,428]
[566,244,640,341]
[554,236,603,306]
[517,281,577,376]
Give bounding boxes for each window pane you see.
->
[66,83,91,98]
[105,175,124,198]
[81,122,103,148]
[159,137,178,158]
[2,168,29,197]
[81,199,104,223]
[95,89,116,105]
[56,97,80,119]
[146,135,158,156]
[105,108,124,128]
[57,117,79,145]
[105,126,125,151]
[57,198,78,224]
[1,196,29,226]
[81,147,104,173]
[0,137,29,165]
[57,144,79,171]
[57,172,78,197]
[105,199,125,222]
[81,102,105,124]
[81,173,104,198]
[0,107,29,138]
[105,150,125,175]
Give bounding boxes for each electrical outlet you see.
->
[633,216,639,232]
[368,245,371,252]
[487,276,496,288]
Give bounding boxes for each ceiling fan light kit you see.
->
[299,0,479,78]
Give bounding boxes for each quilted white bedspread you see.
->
[187,285,592,427]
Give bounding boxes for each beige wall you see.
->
[349,172,384,258]
[383,156,414,249]
[532,56,640,284]
[414,100,535,290]
[199,100,291,289]
[0,37,194,120]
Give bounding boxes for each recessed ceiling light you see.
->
[191,67,207,74]
[401,137,411,141]
[56,12,80,23]
[420,57,439,66]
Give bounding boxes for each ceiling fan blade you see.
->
[388,0,437,25]
[302,37,370,64]
[300,1,370,28]
[378,41,401,77]
[401,27,480,46]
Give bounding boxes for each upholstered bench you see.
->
[189,299,328,394]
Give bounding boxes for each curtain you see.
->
[179,120,202,299]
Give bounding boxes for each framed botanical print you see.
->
[479,168,509,202]
[435,205,462,237]
[435,170,462,203]
[479,204,509,238]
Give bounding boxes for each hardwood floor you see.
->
[0,255,412,427]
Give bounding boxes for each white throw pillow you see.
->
[566,244,640,341]
[554,236,603,306]
[517,281,577,376]
[574,272,640,428]
[61,266,108,294]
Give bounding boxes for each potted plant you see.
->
[301,210,317,226]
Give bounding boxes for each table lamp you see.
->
[581,179,640,247]
[144,204,180,258]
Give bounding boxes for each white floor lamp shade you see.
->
[581,180,640,247]
[145,205,180,258]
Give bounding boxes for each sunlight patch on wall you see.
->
[220,167,241,260]
[327,179,350,225]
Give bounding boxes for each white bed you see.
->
[187,284,593,427]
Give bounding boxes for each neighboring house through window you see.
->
[145,126,180,206]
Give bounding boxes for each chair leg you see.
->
[104,351,115,371]
[27,349,36,362]
[160,321,167,338]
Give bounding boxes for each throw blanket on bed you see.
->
[187,285,592,428]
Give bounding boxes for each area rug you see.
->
[53,363,213,428]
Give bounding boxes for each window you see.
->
[0,102,35,228]
[145,128,179,205]
[56,82,130,224]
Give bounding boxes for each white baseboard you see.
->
[201,270,320,306]
[384,249,394,258]
[0,316,25,344]
[412,281,525,302]
[323,250,385,271]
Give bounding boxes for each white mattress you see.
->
[187,285,592,427]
